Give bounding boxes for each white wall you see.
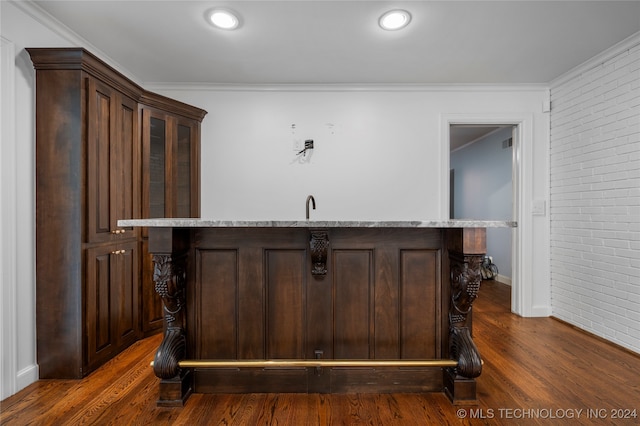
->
[188,89,448,221]
[157,87,547,220]
[0,0,95,400]
[550,34,640,354]
[151,86,551,320]
[451,126,514,281]
[1,10,39,399]
[2,1,553,398]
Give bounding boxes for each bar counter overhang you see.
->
[119,218,516,406]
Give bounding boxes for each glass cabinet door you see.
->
[148,116,166,218]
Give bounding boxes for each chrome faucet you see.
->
[306,195,316,220]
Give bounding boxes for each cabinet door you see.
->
[86,78,139,243]
[86,241,139,369]
[113,95,140,238]
[142,109,169,219]
[86,78,116,243]
[86,244,116,368]
[113,240,139,348]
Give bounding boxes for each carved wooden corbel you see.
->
[309,230,329,276]
[152,253,187,380]
[448,253,483,379]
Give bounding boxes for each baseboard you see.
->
[15,364,39,394]
[495,274,511,286]
[529,305,552,317]
[551,317,640,358]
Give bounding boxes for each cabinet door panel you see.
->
[143,111,168,219]
[86,78,115,243]
[198,249,239,359]
[113,241,139,347]
[400,250,438,358]
[333,250,373,359]
[266,250,306,359]
[115,95,139,236]
[86,241,139,369]
[86,79,138,242]
[86,246,115,368]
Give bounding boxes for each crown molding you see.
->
[146,82,549,93]
[10,0,143,85]
[550,30,640,88]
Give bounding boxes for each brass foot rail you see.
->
[151,359,459,368]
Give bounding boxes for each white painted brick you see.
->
[604,238,631,249]
[550,41,640,354]
[593,246,617,256]
[616,335,640,353]
[621,317,640,333]
[627,309,640,323]
[616,248,640,259]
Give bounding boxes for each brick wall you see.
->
[550,39,640,353]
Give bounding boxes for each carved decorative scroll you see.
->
[309,230,329,276]
[152,254,187,379]
[448,253,483,378]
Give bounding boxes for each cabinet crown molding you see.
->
[27,47,207,121]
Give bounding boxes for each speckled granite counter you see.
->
[118,218,516,228]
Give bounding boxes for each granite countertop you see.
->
[118,218,517,228]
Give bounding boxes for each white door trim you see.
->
[441,113,534,317]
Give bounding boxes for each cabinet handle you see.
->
[111,249,126,255]
[111,229,126,235]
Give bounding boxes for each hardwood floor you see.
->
[2,280,639,425]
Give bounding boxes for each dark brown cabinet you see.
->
[28,47,206,378]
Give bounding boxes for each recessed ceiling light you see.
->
[208,8,240,30]
[379,9,412,31]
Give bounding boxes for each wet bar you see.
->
[119,219,515,406]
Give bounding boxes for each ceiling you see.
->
[29,1,639,150]
[32,0,640,86]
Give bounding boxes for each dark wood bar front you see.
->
[120,219,514,406]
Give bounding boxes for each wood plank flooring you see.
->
[2,280,639,425]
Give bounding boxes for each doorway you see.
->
[449,123,517,311]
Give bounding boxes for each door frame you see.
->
[441,113,534,317]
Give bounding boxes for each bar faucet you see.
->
[306,195,316,220]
